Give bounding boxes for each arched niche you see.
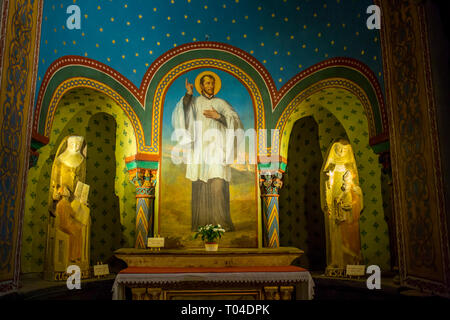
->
[278,88,391,270]
[22,88,137,273]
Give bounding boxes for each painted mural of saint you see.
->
[172,71,243,232]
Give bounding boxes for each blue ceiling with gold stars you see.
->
[36,0,383,103]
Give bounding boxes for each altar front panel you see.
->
[112,266,314,300]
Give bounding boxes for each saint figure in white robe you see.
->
[172,73,243,231]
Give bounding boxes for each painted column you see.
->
[0,0,42,291]
[128,168,157,249]
[378,0,450,294]
[259,171,283,248]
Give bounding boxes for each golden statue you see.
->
[321,139,364,275]
[45,136,90,280]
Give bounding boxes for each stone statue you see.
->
[45,136,90,280]
[321,139,364,275]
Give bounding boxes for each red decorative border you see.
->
[34,42,388,140]
[125,153,160,163]
[119,266,307,274]
[141,41,277,105]
[31,131,49,145]
[33,56,141,133]
[278,57,386,120]
[142,42,386,124]
[369,131,389,146]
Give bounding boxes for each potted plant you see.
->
[193,224,226,251]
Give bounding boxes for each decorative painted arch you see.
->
[42,78,143,152]
[33,42,387,157]
[275,77,383,159]
[271,58,388,158]
[143,58,268,156]
[33,57,145,152]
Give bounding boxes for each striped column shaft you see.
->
[262,196,280,248]
[135,196,151,249]
[129,168,157,249]
[259,172,283,248]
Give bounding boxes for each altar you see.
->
[112,248,314,300]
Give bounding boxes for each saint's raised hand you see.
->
[185,78,194,95]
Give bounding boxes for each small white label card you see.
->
[147,237,165,248]
[346,265,366,276]
[93,264,110,277]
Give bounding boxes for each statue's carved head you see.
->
[330,139,354,160]
[67,136,84,153]
[334,142,349,158]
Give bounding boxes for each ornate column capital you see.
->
[259,171,284,197]
[125,153,159,198]
[128,168,157,198]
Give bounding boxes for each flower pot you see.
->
[204,242,218,251]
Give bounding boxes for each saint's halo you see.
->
[194,71,222,96]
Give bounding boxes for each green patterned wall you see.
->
[85,113,121,263]
[279,88,391,271]
[21,89,137,273]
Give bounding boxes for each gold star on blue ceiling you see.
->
[37,0,384,105]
